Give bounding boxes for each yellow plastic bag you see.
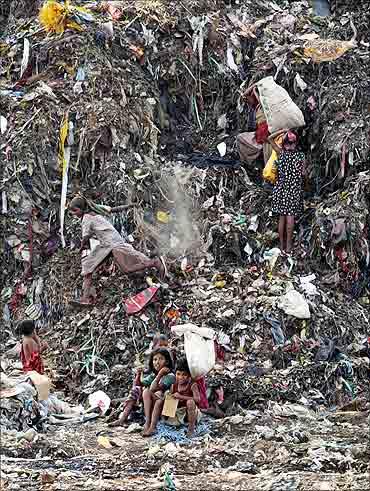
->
[39,1,82,33]
[304,39,356,63]
[263,135,283,184]
[263,152,278,184]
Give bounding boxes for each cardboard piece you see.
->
[162,394,179,418]
[27,371,50,400]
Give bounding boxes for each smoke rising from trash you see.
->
[142,166,202,258]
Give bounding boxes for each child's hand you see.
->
[158,367,170,377]
[41,341,49,351]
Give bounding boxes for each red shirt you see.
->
[20,345,45,375]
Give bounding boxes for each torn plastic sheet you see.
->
[189,16,209,66]
[59,115,74,248]
[20,38,30,79]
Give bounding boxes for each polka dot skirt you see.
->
[272,150,304,216]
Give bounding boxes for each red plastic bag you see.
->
[124,286,159,315]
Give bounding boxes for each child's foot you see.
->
[142,426,155,437]
[108,419,125,428]
[142,423,151,435]
[187,427,195,438]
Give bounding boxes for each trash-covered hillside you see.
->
[1,1,369,490]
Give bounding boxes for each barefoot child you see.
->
[19,320,47,375]
[142,348,175,436]
[69,196,167,305]
[109,335,173,427]
[167,358,201,437]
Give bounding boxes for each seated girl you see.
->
[141,348,175,436]
[109,340,173,428]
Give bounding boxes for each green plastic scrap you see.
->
[164,471,176,491]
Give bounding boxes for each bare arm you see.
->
[32,334,48,353]
[133,368,143,387]
[191,383,201,405]
[267,129,289,155]
[301,158,306,177]
[173,383,201,404]
[149,367,170,392]
[22,341,32,363]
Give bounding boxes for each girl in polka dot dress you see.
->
[268,130,305,254]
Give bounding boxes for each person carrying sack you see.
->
[237,83,272,165]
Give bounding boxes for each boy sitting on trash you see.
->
[164,357,201,437]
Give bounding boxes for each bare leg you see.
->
[186,399,197,436]
[81,273,94,303]
[286,215,295,254]
[278,216,286,251]
[142,389,153,433]
[202,405,225,419]
[109,400,135,427]
[113,250,166,278]
[144,398,164,436]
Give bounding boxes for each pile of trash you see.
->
[1,0,370,433]
[0,368,113,455]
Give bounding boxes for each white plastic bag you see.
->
[257,76,305,132]
[88,390,111,415]
[279,289,310,319]
[171,323,215,378]
[184,331,215,378]
[172,323,214,340]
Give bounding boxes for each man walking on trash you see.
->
[69,196,167,305]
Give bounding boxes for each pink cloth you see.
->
[196,376,209,410]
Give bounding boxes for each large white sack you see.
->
[171,323,215,340]
[257,76,305,133]
[279,289,310,319]
[184,331,216,379]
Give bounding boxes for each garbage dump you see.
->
[0,0,369,490]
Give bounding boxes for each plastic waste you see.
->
[124,286,160,315]
[171,323,215,340]
[263,248,281,270]
[304,38,356,63]
[217,142,227,157]
[263,152,278,184]
[300,274,319,296]
[279,289,311,319]
[157,211,170,223]
[315,338,337,362]
[263,134,284,185]
[171,324,215,378]
[39,1,82,33]
[264,313,285,345]
[88,390,111,415]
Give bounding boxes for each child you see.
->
[152,333,169,349]
[203,383,226,419]
[18,320,47,374]
[167,358,201,437]
[153,333,177,364]
[109,336,173,428]
[142,348,175,436]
